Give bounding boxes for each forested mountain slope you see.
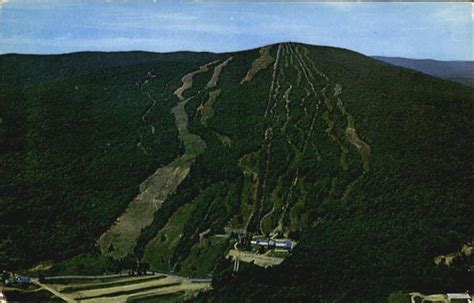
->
[0,50,223,268]
[191,44,473,302]
[1,43,472,302]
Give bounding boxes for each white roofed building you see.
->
[447,293,472,303]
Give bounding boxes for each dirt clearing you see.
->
[227,249,284,268]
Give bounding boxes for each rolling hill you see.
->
[1,43,472,302]
[372,56,474,87]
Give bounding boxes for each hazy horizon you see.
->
[0,1,472,61]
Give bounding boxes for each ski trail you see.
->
[321,86,350,170]
[272,43,325,235]
[290,44,322,109]
[296,44,371,202]
[259,204,275,236]
[245,44,283,232]
[283,84,292,128]
[241,45,274,84]
[136,76,159,155]
[333,84,371,172]
[199,89,221,127]
[265,44,283,117]
[254,45,285,230]
[283,44,290,68]
[207,57,233,88]
[98,61,216,259]
[143,92,158,124]
[259,58,295,234]
[295,44,370,172]
[174,60,219,101]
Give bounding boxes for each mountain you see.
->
[372,56,474,87]
[1,43,472,303]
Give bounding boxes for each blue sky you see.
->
[0,1,472,60]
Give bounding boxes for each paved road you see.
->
[152,271,212,283]
[43,273,130,281]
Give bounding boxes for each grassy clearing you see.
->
[44,276,130,285]
[60,275,164,293]
[288,198,309,232]
[126,291,185,303]
[215,132,232,147]
[199,89,221,127]
[207,57,233,88]
[98,164,191,259]
[63,277,179,300]
[227,249,284,268]
[143,203,196,271]
[79,281,210,303]
[333,84,371,172]
[2,285,64,302]
[172,99,207,161]
[266,249,290,258]
[98,60,217,260]
[74,282,181,300]
[197,88,234,148]
[175,60,219,101]
[179,236,230,278]
[35,275,210,303]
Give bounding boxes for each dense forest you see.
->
[0,51,221,269]
[190,44,473,302]
[1,43,472,302]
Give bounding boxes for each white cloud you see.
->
[321,1,360,12]
[472,3,474,20]
[433,3,471,25]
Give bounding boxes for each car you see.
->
[6,275,32,286]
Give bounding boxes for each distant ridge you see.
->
[372,56,474,87]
